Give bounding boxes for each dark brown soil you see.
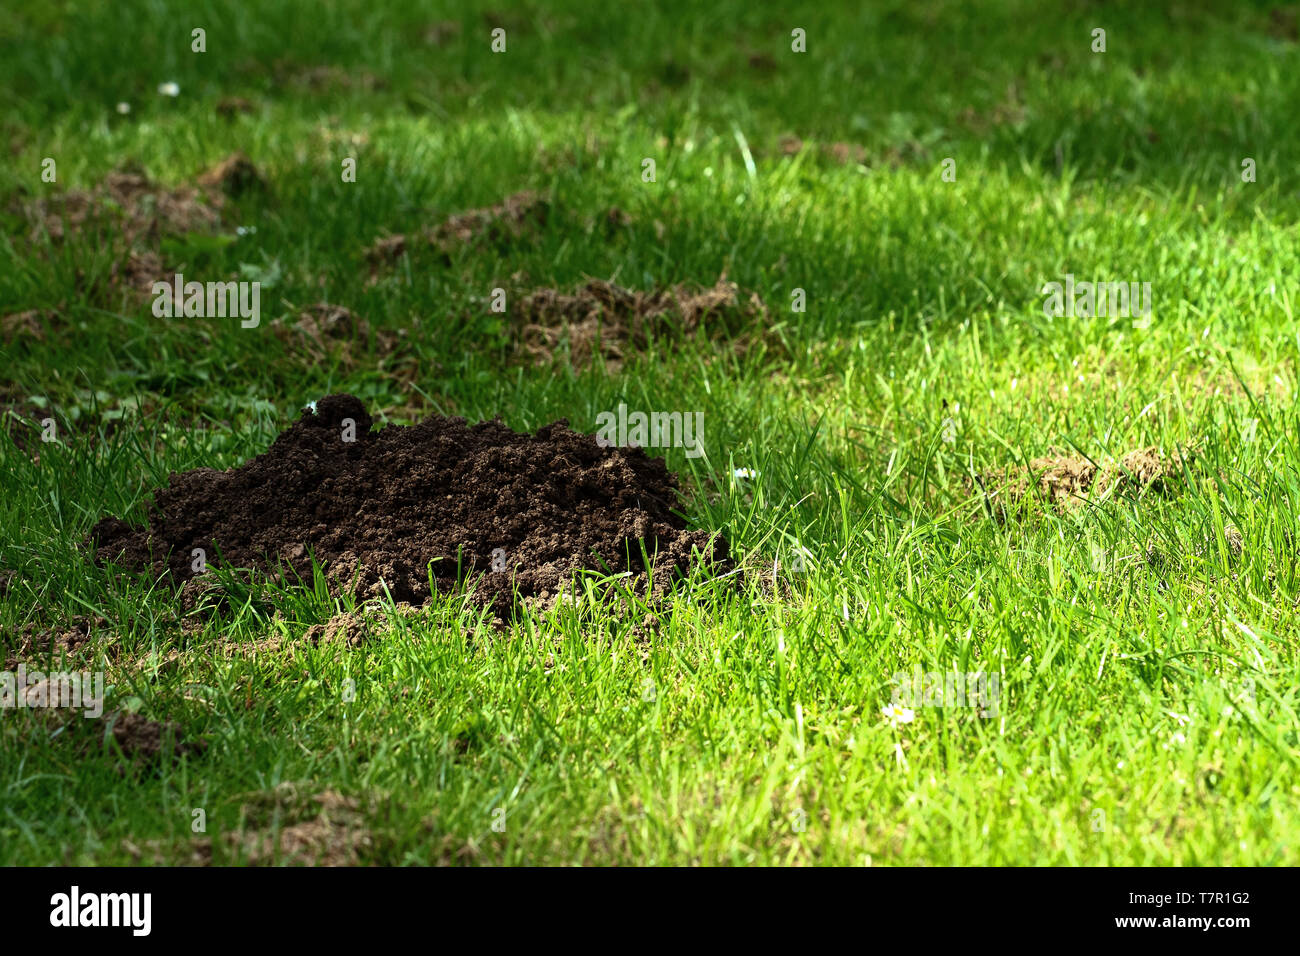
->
[89,394,729,617]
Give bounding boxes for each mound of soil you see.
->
[89,395,728,617]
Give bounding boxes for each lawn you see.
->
[1,0,1298,866]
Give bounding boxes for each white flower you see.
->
[236,225,257,237]
[115,102,131,115]
[732,467,758,480]
[881,702,914,726]
[157,82,180,97]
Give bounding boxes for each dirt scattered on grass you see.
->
[88,394,730,620]
[960,81,1028,134]
[432,189,545,244]
[1,309,48,344]
[218,790,377,863]
[109,248,168,296]
[108,710,205,761]
[303,610,372,648]
[1093,446,1193,497]
[23,155,264,301]
[274,60,385,93]
[364,190,548,279]
[827,140,929,168]
[229,789,372,865]
[364,234,408,276]
[779,135,804,156]
[271,302,405,367]
[26,168,223,244]
[215,96,255,119]
[515,276,769,369]
[424,20,462,45]
[2,616,106,670]
[6,686,203,766]
[535,132,604,173]
[774,137,928,169]
[827,142,868,165]
[598,206,633,232]
[1268,7,1299,42]
[364,234,408,270]
[976,445,1196,517]
[121,837,213,866]
[196,151,265,197]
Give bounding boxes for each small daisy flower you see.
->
[157,82,180,97]
[115,102,131,115]
[881,702,915,726]
[732,467,758,480]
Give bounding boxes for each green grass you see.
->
[1,0,1298,865]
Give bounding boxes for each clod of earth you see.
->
[89,394,729,618]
